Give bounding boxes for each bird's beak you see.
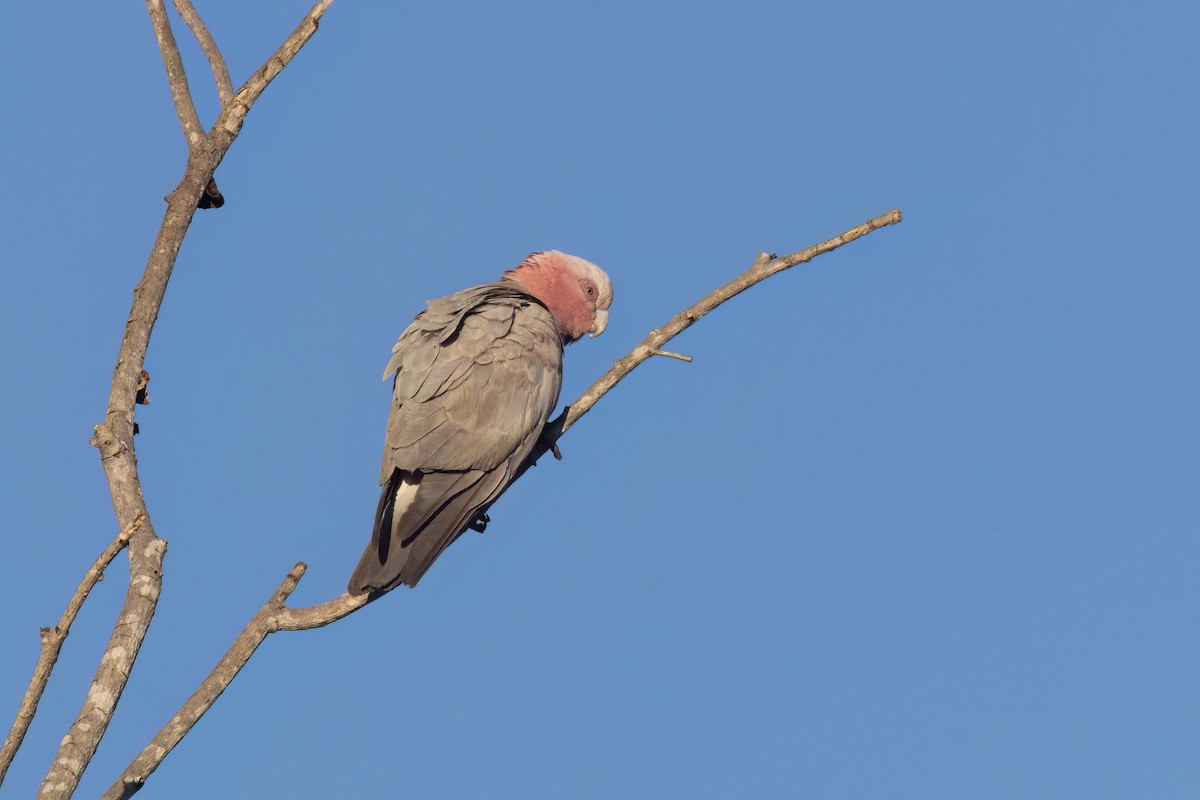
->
[589,309,609,338]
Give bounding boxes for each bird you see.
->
[348,251,613,594]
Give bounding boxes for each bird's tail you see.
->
[347,470,406,595]
[347,468,507,594]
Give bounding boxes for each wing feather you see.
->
[350,281,564,592]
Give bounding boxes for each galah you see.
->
[348,251,614,594]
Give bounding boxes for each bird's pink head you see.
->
[505,251,613,343]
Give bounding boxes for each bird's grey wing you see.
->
[349,285,563,592]
[383,288,563,474]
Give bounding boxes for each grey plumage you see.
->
[348,280,564,593]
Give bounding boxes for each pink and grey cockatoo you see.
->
[348,251,614,594]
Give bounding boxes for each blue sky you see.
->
[2,1,1197,797]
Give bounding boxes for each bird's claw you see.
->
[468,512,490,533]
[538,408,568,461]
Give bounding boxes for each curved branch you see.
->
[101,565,370,799]
[0,516,144,786]
[173,0,234,107]
[98,565,356,800]
[102,208,903,797]
[276,588,372,631]
[35,5,336,800]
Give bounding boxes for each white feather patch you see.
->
[392,474,421,524]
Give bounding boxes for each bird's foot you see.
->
[468,512,490,533]
[538,408,568,461]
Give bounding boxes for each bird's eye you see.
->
[582,280,598,299]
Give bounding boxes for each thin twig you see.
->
[557,208,904,438]
[650,349,692,362]
[0,516,144,786]
[173,0,234,106]
[146,0,204,150]
[35,5,335,800]
[102,209,903,798]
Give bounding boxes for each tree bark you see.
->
[31,4,335,799]
[101,209,903,799]
[3,3,903,798]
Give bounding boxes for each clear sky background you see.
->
[1,2,1197,798]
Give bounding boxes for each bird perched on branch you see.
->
[348,251,613,594]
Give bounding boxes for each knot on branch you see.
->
[91,423,130,460]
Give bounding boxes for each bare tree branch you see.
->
[33,4,335,799]
[146,0,204,150]
[173,0,234,107]
[555,208,905,440]
[213,0,334,140]
[12,2,897,797]
[649,349,693,362]
[98,565,357,800]
[100,209,903,798]
[100,562,369,798]
[0,516,144,786]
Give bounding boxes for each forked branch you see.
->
[99,564,368,800]
[5,4,900,799]
[26,4,335,800]
[0,516,144,786]
[101,209,903,799]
